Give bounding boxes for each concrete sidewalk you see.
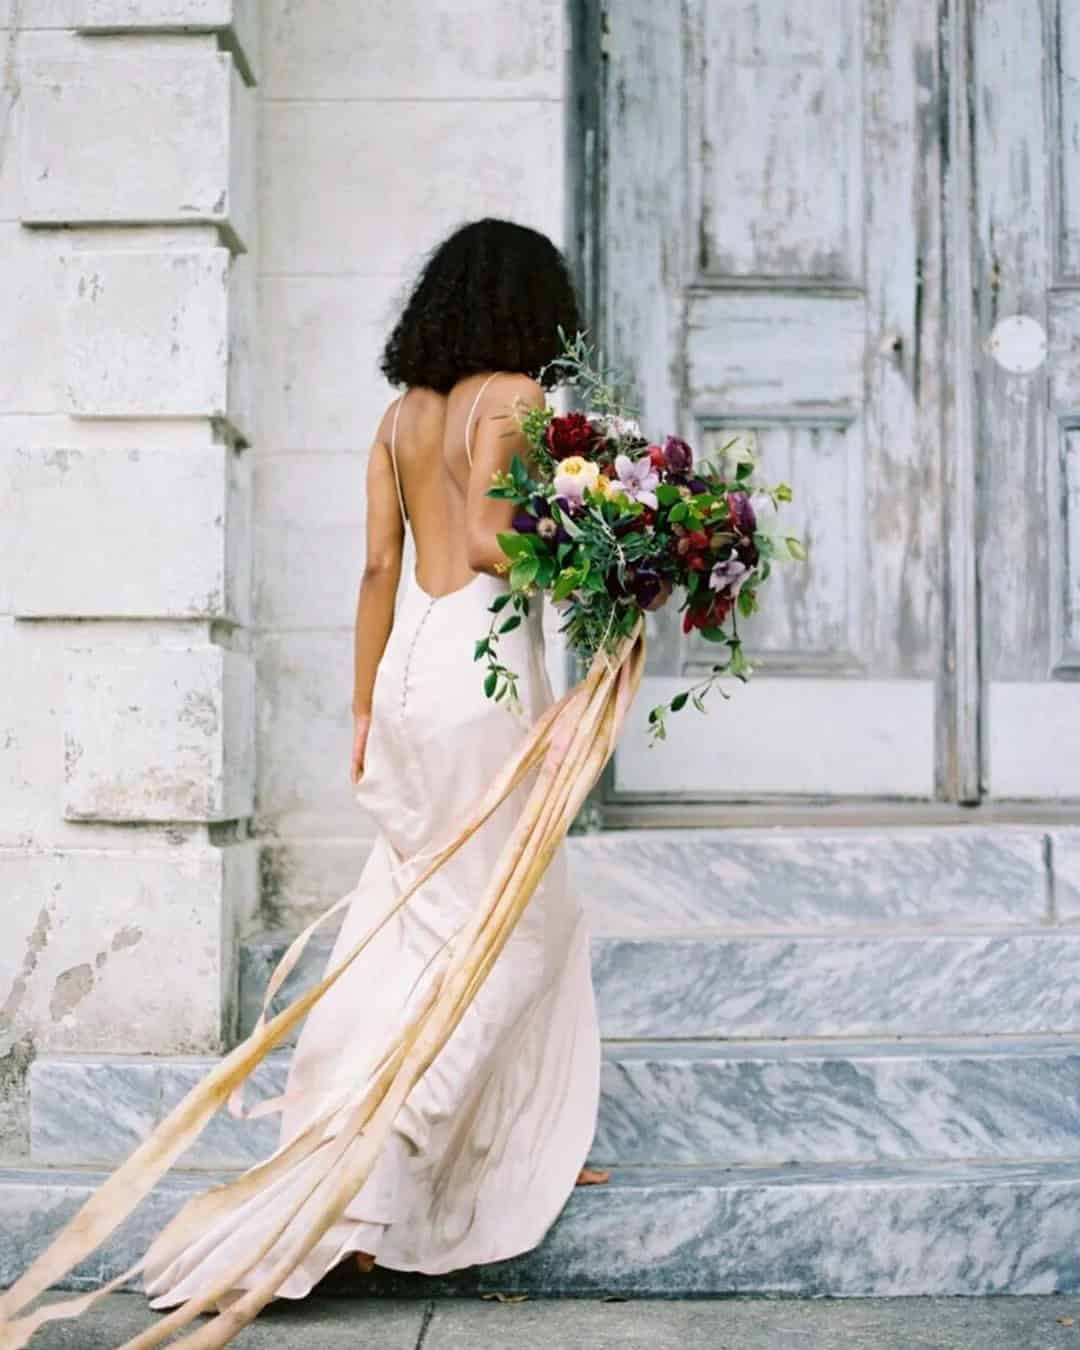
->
[19,1293,1080,1348]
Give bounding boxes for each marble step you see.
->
[570,825,1060,933]
[5,1159,1080,1297]
[28,1036,1080,1172]
[239,926,1080,1043]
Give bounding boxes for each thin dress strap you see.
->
[388,391,408,526]
[464,372,502,468]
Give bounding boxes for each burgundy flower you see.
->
[630,568,664,609]
[726,491,757,538]
[544,412,604,462]
[663,435,694,473]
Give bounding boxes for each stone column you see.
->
[0,0,258,1156]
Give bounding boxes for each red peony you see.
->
[647,444,666,469]
[544,412,604,462]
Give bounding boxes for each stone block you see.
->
[254,632,360,838]
[263,0,561,100]
[261,99,563,275]
[253,454,364,629]
[258,836,373,930]
[31,1034,1080,1171]
[573,826,1052,933]
[63,642,254,822]
[0,839,256,1054]
[61,248,231,418]
[239,927,1080,1044]
[258,276,400,452]
[76,0,258,84]
[29,1052,283,1169]
[7,1158,1080,1296]
[0,226,66,414]
[19,51,251,248]
[10,444,248,620]
[592,931,1080,1039]
[592,1036,1080,1167]
[1053,828,1080,919]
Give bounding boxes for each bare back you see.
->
[386,373,508,600]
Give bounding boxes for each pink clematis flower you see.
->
[613,453,660,510]
[708,550,751,597]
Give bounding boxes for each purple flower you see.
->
[663,435,694,473]
[727,491,757,538]
[513,495,569,544]
[708,550,751,597]
[613,452,660,509]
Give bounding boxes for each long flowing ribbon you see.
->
[0,625,644,1349]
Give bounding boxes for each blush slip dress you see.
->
[142,376,602,1305]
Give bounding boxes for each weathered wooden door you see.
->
[587,0,1080,812]
[973,0,1080,800]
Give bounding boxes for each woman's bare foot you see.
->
[354,1251,376,1274]
[576,1167,610,1186]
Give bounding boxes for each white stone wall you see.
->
[0,0,569,1156]
[0,0,259,1157]
[253,1,568,926]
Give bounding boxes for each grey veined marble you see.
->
[592,930,1080,1038]
[7,1161,1080,1298]
[28,1054,287,1171]
[31,1035,1080,1172]
[1052,828,1080,920]
[239,927,1080,1044]
[570,826,1051,933]
[592,1036,1080,1166]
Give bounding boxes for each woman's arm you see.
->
[350,416,405,783]
[465,375,546,575]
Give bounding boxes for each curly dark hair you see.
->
[380,218,581,392]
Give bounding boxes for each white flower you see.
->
[554,455,600,502]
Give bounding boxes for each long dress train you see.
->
[142,562,602,1304]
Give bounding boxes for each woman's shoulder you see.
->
[485,372,546,412]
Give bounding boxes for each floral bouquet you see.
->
[475,332,804,741]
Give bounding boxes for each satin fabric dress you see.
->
[143,395,601,1305]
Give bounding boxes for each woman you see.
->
[141,218,609,1308]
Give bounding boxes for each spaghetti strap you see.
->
[388,391,408,527]
[464,372,502,468]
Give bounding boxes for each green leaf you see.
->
[670,692,689,712]
[699,625,728,643]
[785,535,807,561]
[737,587,757,617]
[473,638,491,661]
[509,557,539,589]
[775,482,793,502]
[497,531,534,561]
[552,568,581,603]
[483,670,498,698]
[656,483,682,507]
[499,615,522,635]
[490,591,512,613]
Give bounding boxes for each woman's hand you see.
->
[350,713,371,785]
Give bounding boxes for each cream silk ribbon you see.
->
[0,624,645,1350]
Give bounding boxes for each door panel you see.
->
[975,0,1080,799]
[603,0,943,804]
